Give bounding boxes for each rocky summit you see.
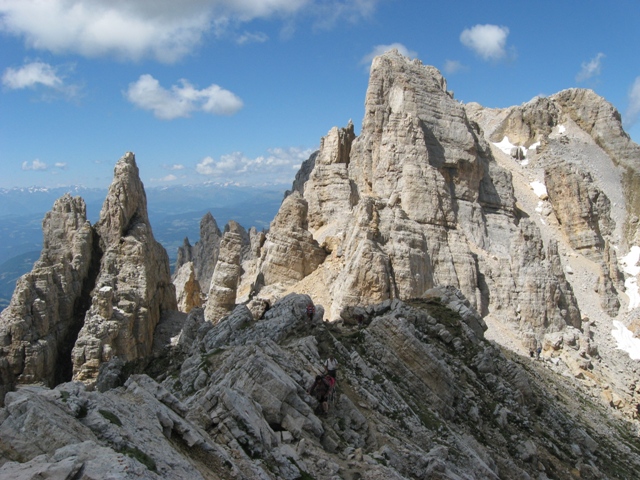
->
[1,50,640,479]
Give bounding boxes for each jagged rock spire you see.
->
[71,152,177,384]
[0,193,96,403]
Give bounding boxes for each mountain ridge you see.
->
[1,50,639,479]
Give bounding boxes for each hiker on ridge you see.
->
[324,355,338,379]
[308,374,334,414]
[306,303,315,322]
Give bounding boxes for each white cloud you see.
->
[442,60,466,75]
[360,43,418,66]
[625,77,640,127]
[460,24,511,61]
[2,61,63,89]
[170,164,185,170]
[2,61,80,100]
[196,146,314,183]
[576,52,605,82]
[0,1,379,62]
[125,74,243,120]
[54,162,67,169]
[236,31,269,45]
[22,159,47,170]
[150,174,179,183]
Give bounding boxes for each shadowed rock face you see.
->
[0,193,97,402]
[175,212,223,293]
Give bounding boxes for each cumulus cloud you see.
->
[2,61,80,100]
[576,52,605,82]
[22,159,47,170]
[125,74,243,120]
[442,60,466,75]
[196,146,314,183]
[2,61,63,89]
[54,162,67,169]
[625,77,640,128]
[170,164,185,170]
[460,24,511,61]
[360,43,418,66]
[0,0,380,62]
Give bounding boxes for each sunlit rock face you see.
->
[204,220,247,323]
[255,50,581,335]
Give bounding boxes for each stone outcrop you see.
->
[173,262,202,313]
[257,192,326,286]
[204,221,245,323]
[255,50,581,338]
[175,212,222,292]
[468,87,635,317]
[0,194,96,403]
[71,153,177,384]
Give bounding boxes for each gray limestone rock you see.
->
[0,193,96,404]
[71,153,177,385]
[204,221,246,323]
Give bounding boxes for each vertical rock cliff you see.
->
[255,50,581,338]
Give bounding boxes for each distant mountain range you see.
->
[0,182,286,309]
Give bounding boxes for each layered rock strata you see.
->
[467,89,638,317]
[2,289,638,479]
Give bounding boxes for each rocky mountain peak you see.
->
[95,152,151,249]
[2,53,640,479]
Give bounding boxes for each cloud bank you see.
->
[125,75,243,120]
[460,24,511,61]
[0,0,380,62]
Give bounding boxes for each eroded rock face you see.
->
[173,262,203,313]
[72,153,177,385]
[3,289,638,480]
[259,50,580,335]
[258,192,326,286]
[0,194,96,404]
[204,221,246,323]
[468,86,635,318]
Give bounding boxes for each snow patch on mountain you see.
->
[621,245,640,310]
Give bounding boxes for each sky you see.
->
[1,0,639,190]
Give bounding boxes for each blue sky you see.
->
[1,0,639,190]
